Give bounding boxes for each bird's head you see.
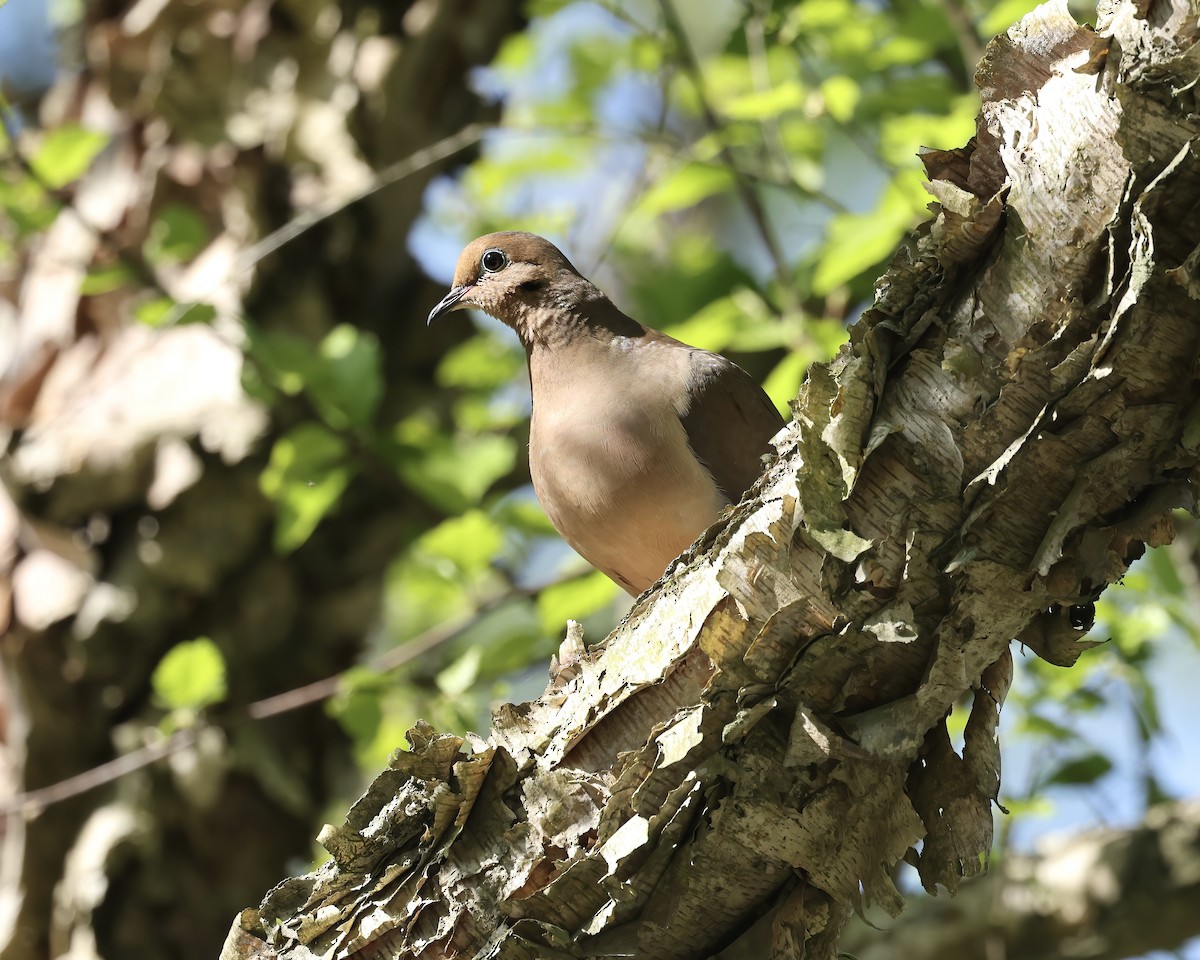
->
[427,232,608,346]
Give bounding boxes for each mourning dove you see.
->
[428,232,785,595]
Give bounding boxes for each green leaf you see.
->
[762,351,809,412]
[813,171,926,293]
[492,495,558,537]
[493,32,535,73]
[981,0,1043,35]
[328,667,385,745]
[0,176,58,235]
[784,0,856,32]
[722,81,806,121]
[661,296,741,352]
[1047,751,1113,787]
[1021,712,1076,742]
[260,423,351,552]
[392,421,517,512]
[145,203,209,264]
[135,297,175,327]
[638,163,735,217]
[135,296,217,327]
[461,602,552,677]
[31,125,108,188]
[436,646,482,696]
[308,325,384,430]
[81,262,136,295]
[453,392,526,432]
[879,94,978,166]
[437,334,523,390]
[152,637,227,711]
[247,325,383,430]
[819,76,860,123]
[536,570,618,634]
[417,510,504,576]
[246,328,318,395]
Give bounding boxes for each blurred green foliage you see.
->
[151,636,228,713]
[6,0,1195,857]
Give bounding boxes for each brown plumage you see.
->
[428,231,785,595]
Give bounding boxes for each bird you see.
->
[428,231,785,596]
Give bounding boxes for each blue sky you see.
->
[0,0,57,97]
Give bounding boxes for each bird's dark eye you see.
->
[481,248,508,273]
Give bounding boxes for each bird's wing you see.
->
[678,350,786,504]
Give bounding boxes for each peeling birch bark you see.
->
[222,2,1200,958]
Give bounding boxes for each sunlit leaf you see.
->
[152,637,227,711]
[493,32,536,73]
[461,601,552,677]
[247,325,382,430]
[981,0,1044,35]
[819,76,859,123]
[81,262,136,295]
[437,334,523,390]
[1020,712,1076,741]
[492,494,558,537]
[247,328,318,395]
[536,570,618,635]
[309,325,384,429]
[637,163,735,217]
[0,176,58,234]
[879,94,979,166]
[783,0,856,34]
[393,423,517,512]
[453,393,527,432]
[660,296,742,352]
[722,81,806,121]
[328,666,386,745]
[31,125,108,188]
[762,351,809,413]
[436,646,482,696]
[260,423,351,552]
[813,171,927,293]
[417,510,504,576]
[135,296,216,327]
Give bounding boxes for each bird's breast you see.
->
[528,383,726,594]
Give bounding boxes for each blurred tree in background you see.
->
[0,1,1197,959]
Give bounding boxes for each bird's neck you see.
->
[513,283,645,352]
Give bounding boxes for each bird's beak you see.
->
[427,285,471,325]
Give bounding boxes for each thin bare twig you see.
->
[579,63,675,277]
[743,0,792,184]
[0,730,197,819]
[0,584,536,817]
[928,0,983,89]
[234,123,487,277]
[656,0,797,309]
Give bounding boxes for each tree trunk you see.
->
[0,3,523,959]
[222,2,1200,958]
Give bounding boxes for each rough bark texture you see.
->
[223,2,1200,958]
[839,797,1200,960]
[0,2,523,959]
